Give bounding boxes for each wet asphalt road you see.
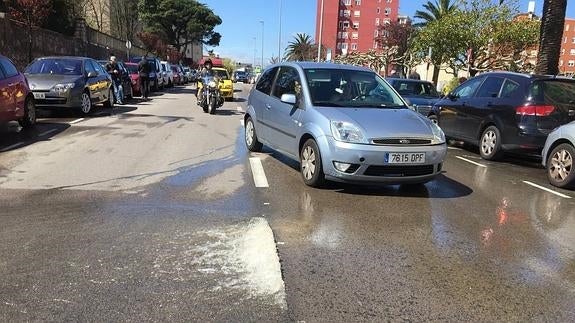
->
[1,83,574,321]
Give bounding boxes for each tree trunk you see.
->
[534,0,567,75]
[432,64,440,85]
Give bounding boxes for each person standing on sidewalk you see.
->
[138,56,151,100]
[105,56,124,105]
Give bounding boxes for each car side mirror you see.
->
[281,93,297,105]
[87,71,98,78]
[448,93,458,100]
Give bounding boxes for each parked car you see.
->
[160,61,174,87]
[212,67,233,100]
[183,66,193,83]
[25,56,113,114]
[0,54,36,128]
[171,65,182,85]
[97,60,133,100]
[233,71,249,83]
[542,122,575,188]
[244,62,447,187]
[177,64,187,83]
[130,56,164,91]
[386,78,442,119]
[124,62,142,97]
[431,71,575,160]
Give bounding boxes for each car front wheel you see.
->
[547,143,575,188]
[300,139,325,187]
[479,126,503,160]
[19,97,37,128]
[245,117,263,152]
[80,91,92,114]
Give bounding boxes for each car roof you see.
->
[475,71,575,81]
[36,56,90,61]
[270,61,372,72]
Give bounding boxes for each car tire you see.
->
[80,90,93,114]
[127,85,133,99]
[19,97,37,128]
[428,114,438,125]
[103,88,114,109]
[547,143,575,188]
[245,117,263,152]
[479,125,503,160]
[300,139,325,187]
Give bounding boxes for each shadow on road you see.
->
[0,122,71,152]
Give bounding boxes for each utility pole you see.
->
[317,0,325,62]
[260,21,265,68]
[278,0,283,62]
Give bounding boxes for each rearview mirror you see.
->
[280,93,297,105]
[87,71,98,78]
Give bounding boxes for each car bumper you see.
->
[220,89,233,98]
[321,137,447,184]
[32,91,80,108]
[501,126,547,155]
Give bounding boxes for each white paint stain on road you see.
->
[249,157,269,188]
[523,180,572,199]
[456,156,487,168]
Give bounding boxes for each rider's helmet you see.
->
[204,58,213,70]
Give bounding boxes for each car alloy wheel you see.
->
[244,117,263,152]
[547,143,575,188]
[481,130,496,155]
[479,126,502,160]
[245,119,254,146]
[19,98,36,128]
[81,92,92,114]
[301,146,317,180]
[300,139,325,187]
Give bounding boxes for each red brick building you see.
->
[315,0,400,57]
[559,18,575,76]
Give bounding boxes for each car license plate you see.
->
[385,152,426,164]
[33,92,45,99]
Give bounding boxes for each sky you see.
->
[201,0,575,65]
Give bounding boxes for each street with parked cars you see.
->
[2,53,575,321]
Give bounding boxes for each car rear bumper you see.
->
[502,127,547,155]
[220,89,233,98]
[320,136,447,184]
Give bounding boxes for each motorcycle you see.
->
[198,75,224,114]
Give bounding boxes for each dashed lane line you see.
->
[447,146,462,150]
[455,156,487,168]
[69,118,85,124]
[240,119,245,126]
[523,180,572,199]
[249,157,269,188]
[0,142,24,152]
[38,129,58,137]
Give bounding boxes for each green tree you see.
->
[284,33,316,61]
[414,0,459,27]
[535,0,567,75]
[222,57,235,75]
[138,0,221,55]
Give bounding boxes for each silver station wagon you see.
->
[244,62,447,187]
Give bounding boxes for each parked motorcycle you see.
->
[198,75,224,114]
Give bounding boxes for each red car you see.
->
[0,55,35,128]
[124,62,142,97]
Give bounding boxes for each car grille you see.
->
[372,138,432,145]
[363,165,435,177]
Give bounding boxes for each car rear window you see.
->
[529,80,575,104]
[392,80,439,97]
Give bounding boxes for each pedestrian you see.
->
[105,56,124,105]
[408,69,421,80]
[138,55,151,100]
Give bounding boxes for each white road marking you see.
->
[240,119,245,126]
[455,156,487,168]
[264,202,270,205]
[249,157,269,188]
[1,142,24,151]
[69,118,85,124]
[39,129,58,137]
[523,180,572,199]
[447,146,462,150]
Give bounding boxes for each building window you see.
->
[383,18,391,24]
[342,32,348,39]
[569,60,575,67]
[565,37,568,43]
[387,0,392,2]
[337,43,342,49]
[572,37,575,43]
[344,10,351,17]
[374,30,379,37]
[354,10,360,17]
[342,0,351,5]
[562,49,566,55]
[571,49,575,55]
[352,21,360,29]
[560,60,564,66]
[341,43,348,50]
[352,32,358,39]
[375,18,380,26]
[355,0,361,5]
[351,43,358,50]
[567,24,571,31]
[373,41,378,49]
[385,8,391,15]
[377,7,380,14]
[343,21,350,29]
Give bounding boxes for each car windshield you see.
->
[125,64,138,74]
[305,68,407,108]
[213,69,229,80]
[25,58,83,75]
[236,72,246,77]
[392,80,439,98]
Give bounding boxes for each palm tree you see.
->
[413,0,458,27]
[284,33,316,61]
[535,0,567,75]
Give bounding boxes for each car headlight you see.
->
[208,81,217,88]
[430,121,446,144]
[52,83,75,92]
[330,121,366,143]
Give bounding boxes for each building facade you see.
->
[315,0,400,56]
[560,18,575,76]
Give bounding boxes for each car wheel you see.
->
[300,139,325,187]
[245,117,263,152]
[81,91,93,114]
[19,97,37,128]
[547,143,575,188]
[428,114,438,125]
[479,126,503,160]
[127,84,133,99]
[103,88,114,109]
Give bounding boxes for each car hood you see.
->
[317,107,435,139]
[25,74,82,91]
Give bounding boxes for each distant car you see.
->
[0,54,36,128]
[386,78,441,119]
[124,62,142,97]
[97,60,133,101]
[431,71,575,160]
[171,65,182,85]
[244,62,447,187]
[542,122,575,188]
[233,71,249,83]
[212,67,233,100]
[25,56,114,114]
[130,56,163,91]
[182,66,193,83]
[160,61,174,87]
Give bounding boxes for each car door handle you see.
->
[265,104,271,110]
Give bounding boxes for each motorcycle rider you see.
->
[196,58,215,105]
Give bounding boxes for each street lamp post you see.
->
[253,37,257,70]
[260,20,265,68]
[317,0,325,62]
[278,0,282,62]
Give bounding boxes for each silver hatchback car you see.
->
[244,62,447,187]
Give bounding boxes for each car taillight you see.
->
[516,105,555,116]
